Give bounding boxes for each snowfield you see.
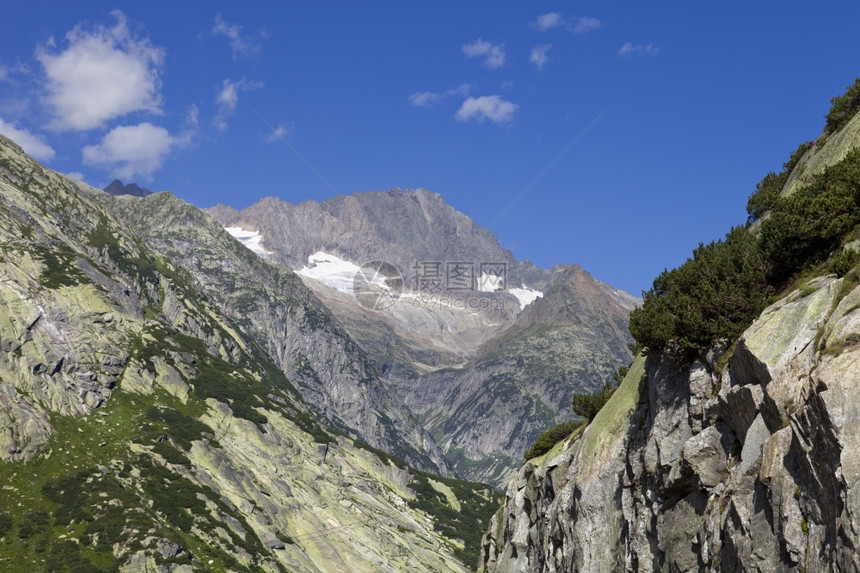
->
[295,251,362,294]
[508,287,543,309]
[225,226,273,257]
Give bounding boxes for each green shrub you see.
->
[798,284,818,298]
[629,226,770,361]
[152,440,191,466]
[145,406,212,450]
[572,380,616,421]
[747,171,785,223]
[831,248,860,277]
[523,421,581,460]
[0,513,11,536]
[42,471,94,525]
[746,142,811,223]
[825,78,860,135]
[632,130,860,365]
[405,472,499,567]
[760,148,860,285]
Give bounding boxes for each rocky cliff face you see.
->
[0,134,497,572]
[480,103,860,572]
[482,275,860,572]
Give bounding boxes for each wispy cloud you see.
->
[212,14,266,60]
[264,122,291,143]
[533,13,563,32]
[571,17,602,34]
[0,118,55,161]
[214,78,263,131]
[455,95,517,124]
[0,63,29,83]
[36,11,164,131]
[183,104,199,131]
[409,84,471,108]
[82,122,188,180]
[462,39,505,69]
[619,42,660,57]
[530,44,552,70]
[409,91,441,108]
[532,13,603,34]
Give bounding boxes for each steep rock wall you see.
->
[482,275,860,572]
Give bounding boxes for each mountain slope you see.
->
[0,134,496,572]
[408,264,635,485]
[90,189,447,473]
[206,189,553,370]
[207,191,638,486]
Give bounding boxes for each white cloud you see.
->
[0,118,55,161]
[619,42,660,57]
[533,13,602,34]
[265,122,291,143]
[409,91,441,108]
[36,11,164,131]
[65,172,85,181]
[183,104,199,130]
[213,78,263,131]
[409,84,471,108]
[530,44,552,70]
[82,122,183,180]
[455,95,517,124]
[212,14,264,60]
[571,16,602,34]
[533,13,563,31]
[462,39,505,69]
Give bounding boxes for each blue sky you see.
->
[2,2,860,296]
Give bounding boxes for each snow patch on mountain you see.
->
[475,271,542,309]
[295,251,360,294]
[225,227,273,257]
[508,287,543,309]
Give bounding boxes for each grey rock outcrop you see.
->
[104,179,152,197]
[482,275,860,572]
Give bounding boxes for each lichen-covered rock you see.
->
[783,107,860,197]
[682,423,733,488]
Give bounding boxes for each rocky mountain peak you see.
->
[205,188,540,288]
[103,179,152,197]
